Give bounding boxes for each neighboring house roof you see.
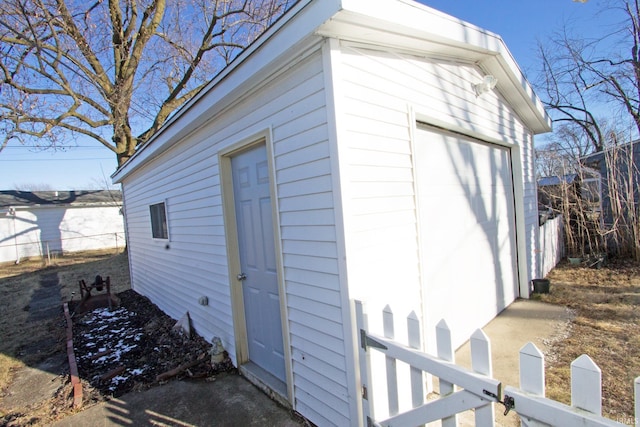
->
[582,139,640,165]
[112,0,552,184]
[0,190,122,208]
[538,174,578,187]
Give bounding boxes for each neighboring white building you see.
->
[112,1,551,425]
[0,190,124,263]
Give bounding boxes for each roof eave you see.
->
[113,0,552,183]
[0,202,121,209]
[318,0,552,134]
[112,0,340,183]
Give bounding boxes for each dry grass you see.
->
[1,250,638,423]
[538,260,640,421]
[0,248,130,418]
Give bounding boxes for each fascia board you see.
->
[318,0,552,134]
[480,55,552,134]
[339,0,505,53]
[113,0,552,183]
[112,0,341,183]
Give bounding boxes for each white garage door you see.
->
[415,124,518,349]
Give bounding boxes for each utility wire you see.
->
[0,158,112,162]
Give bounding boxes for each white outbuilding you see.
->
[0,190,124,263]
[112,1,551,425]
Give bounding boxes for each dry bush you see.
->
[539,143,640,261]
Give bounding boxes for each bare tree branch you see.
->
[0,0,293,166]
[535,0,640,260]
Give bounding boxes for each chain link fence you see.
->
[0,232,125,264]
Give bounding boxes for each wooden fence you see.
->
[355,300,638,427]
[538,214,564,279]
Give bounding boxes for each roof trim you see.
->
[112,0,336,183]
[113,0,551,183]
[0,190,122,208]
[317,0,552,133]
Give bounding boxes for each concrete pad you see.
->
[1,353,68,410]
[453,299,573,427]
[51,372,306,427]
[47,299,571,427]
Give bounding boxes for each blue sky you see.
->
[0,0,610,190]
[420,0,606,76]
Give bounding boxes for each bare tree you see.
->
[535,122,598,179]
[535,0,640,260]
[1,0,292,167]
[537,124,605,258]
[537,0,640,149]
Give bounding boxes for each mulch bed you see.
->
[70,289,234,399]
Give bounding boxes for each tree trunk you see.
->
[114,122,137,167]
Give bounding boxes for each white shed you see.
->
[112,1,551,425]
[0,190,124,263]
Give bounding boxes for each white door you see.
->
[231,144,285,381]
[415,124,518,349]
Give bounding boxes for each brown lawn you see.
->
[539,259,640,423]
[0,250,638,424]
[0,249,130,424]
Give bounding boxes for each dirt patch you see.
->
[2,250,639,425]
[0,250,234,426]
[0,250,130,394]
[538,259,640,422]
[0,250,144,425]
[71,289,233,401]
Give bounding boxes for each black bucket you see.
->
[532,279,550,294]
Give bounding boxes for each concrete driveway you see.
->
[50,298,571,427]
[51,372,306,427]
[455,298,573,427]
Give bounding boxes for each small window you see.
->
[149,202,168,239]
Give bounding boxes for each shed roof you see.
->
[113,0,552,183]
[0,190,122,208]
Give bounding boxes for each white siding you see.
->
[332,43,538,421]
[0,210,42,262]
[59,207,125,252]
[0,215,15,262]
[118,36,542,427]
[120,46,350,426]
[522,131,539,284]
[0,206,124,263]
[336,44,536,332]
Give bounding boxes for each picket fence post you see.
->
[635,377,640,427]
[571,354,602,415]
[383,306,399,416]
[436,319,457,427]
[354,300,374,425]
[382,305,400,415]
[407,311,424,415]
[520,343,545,396]
[518,342,546,427]
[471,329,494,426]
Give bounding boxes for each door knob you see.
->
[237,273,247,281]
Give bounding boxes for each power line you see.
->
[0,158,112,162]
[2,145,108,149]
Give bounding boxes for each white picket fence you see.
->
[355,300,639,427]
